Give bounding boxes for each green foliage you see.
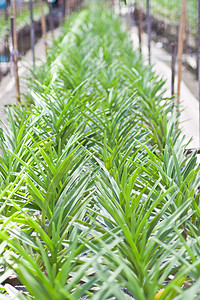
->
[0,3,200,299]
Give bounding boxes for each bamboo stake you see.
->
[13,0,20,102]
[177,0,187,105]
[39,0,47,55]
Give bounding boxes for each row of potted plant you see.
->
[0,3,200,299]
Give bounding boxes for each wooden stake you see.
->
[13,0,20,102]
[177,0,187,105]
[39,0,47,55]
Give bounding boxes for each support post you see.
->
[10,16,14,77]
[177,0,187,105]
[39,0,47,56]
[118,0,121,16]
[5,0,8,20]
[62,0,66,18]
[29,0,35,65]
[48,3,54,35]
[146,0,151,65]
[138,4,142,53]
[198,0,200,147]
[171,42,177,96]
[65,0,69,15]
[126,0,130,29]
[111,0,114,10]
[13,0,20,102]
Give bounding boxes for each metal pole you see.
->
[198,0,200,148]
[10,16,14,48]
[10,16,14,77]
[65,0,69,15]
[126,0,130,28]
[63,0,66,18]
[5,0,8,20]
[138,5,142,53]
[118,0,121,16]
[177,0,187,105]
[147,0,151,65]
[48,3,54,35]
[171,42,177,96]
[13,0,20,102]
[39,0,47,56]
[29,0,35,65]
